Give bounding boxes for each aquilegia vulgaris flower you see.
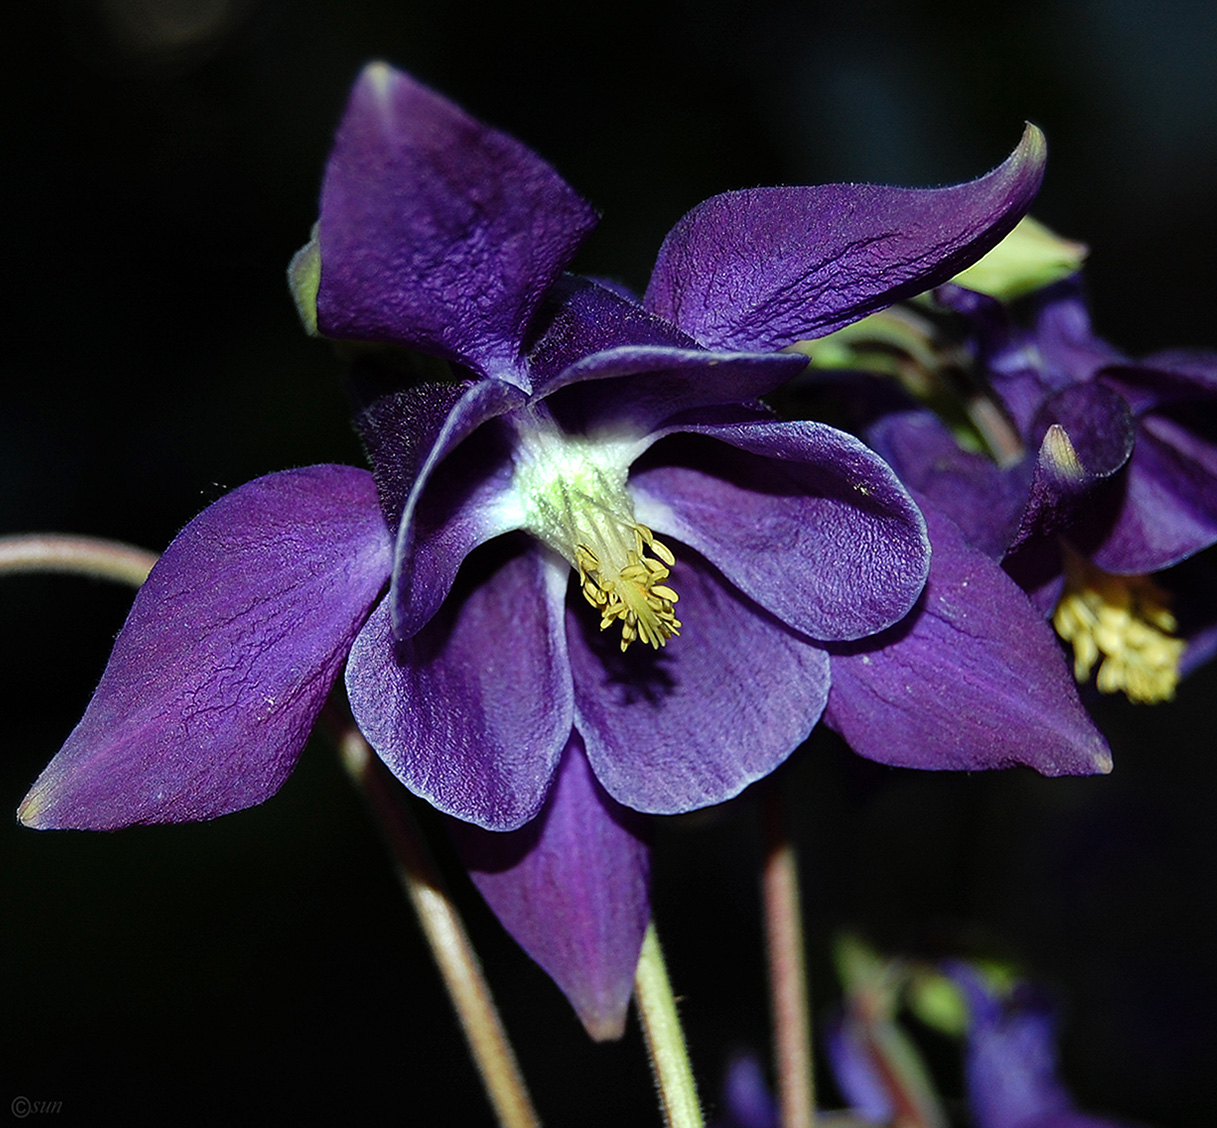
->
[20,61,1053,833]
[20,61,1068,1035]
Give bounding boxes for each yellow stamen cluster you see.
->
[575,524,681,651]
[1052,553,1184,704]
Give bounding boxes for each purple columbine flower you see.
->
[21,62,1056,1036]
[864,277,1217,703]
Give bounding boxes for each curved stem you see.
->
[762,787,815,1128]
[336,725,541,1128]
[2,531,540,1127]
[633,922,704,1128]
[0,534,156,586]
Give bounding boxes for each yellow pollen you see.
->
[575,524,682,651]
[1052,551,1184,704]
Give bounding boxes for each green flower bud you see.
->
[950,215,1088,300]
[288,224,321,337]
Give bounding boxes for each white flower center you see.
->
[513,424,681,651]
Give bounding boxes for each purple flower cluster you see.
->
[20,63,1109,1035]
[843,275,1217,703]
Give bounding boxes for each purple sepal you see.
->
[868,409,1030,559]
[1080,356,1217,573]
[346,545,573,831]
[449,738,651,1041]
[632,421,930,641]
[316,63,598,384]
[825,501,1111,776]
[20,467,392,829]
[644,125,1045,351]
[570,549,830,814]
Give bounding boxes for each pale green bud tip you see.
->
[905,970,969,1036]
[1041,423,1085,480]
[288,224,322,337]
[952,214,1088,301]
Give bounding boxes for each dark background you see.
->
[4,1,1216,1123]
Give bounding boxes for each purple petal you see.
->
[20,467,392,829]
[1031,278,1125,386]
[948,966,1074,1128]
[1008,383,1136,553]
[316,63,598,382]
[448,737,651,1041]
[390,378,528,640]
[825,501,1111,776]
[644,125,1045,351]
[570,548,829,814]
[528,275,701,384]
[346,544,572,831]
[869,408,1030,559]
[1084,416,1217,572]
[528,277,806,433]
[354,379,475,527]
[540,345,806,440]
[631,421,929,641]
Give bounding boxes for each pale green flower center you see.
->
[513,427,680,651]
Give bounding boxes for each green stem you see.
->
[633,922,704,1128]
[0,534,156,586]
[336,725,542,1128]
[762,788,815,1128]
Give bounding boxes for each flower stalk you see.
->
[633,922,704,1128]
[334,724,542,1128]
[762,787,815,1128]
[0,534,156,586]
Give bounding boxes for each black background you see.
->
[4,1,1217,1124]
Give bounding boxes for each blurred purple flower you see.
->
[948,964,1145,1128]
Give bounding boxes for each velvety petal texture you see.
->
[347,546,572,831]
[825,502,1111,776]
[632,421,930,641]
[21,467,392,829]
[570,549,831,813]
[449,739,651,1041]
[316,63,598,382]
[644,125,1045,350]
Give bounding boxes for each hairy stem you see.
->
[634,922,703,1128]
[762,788,815,1128]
